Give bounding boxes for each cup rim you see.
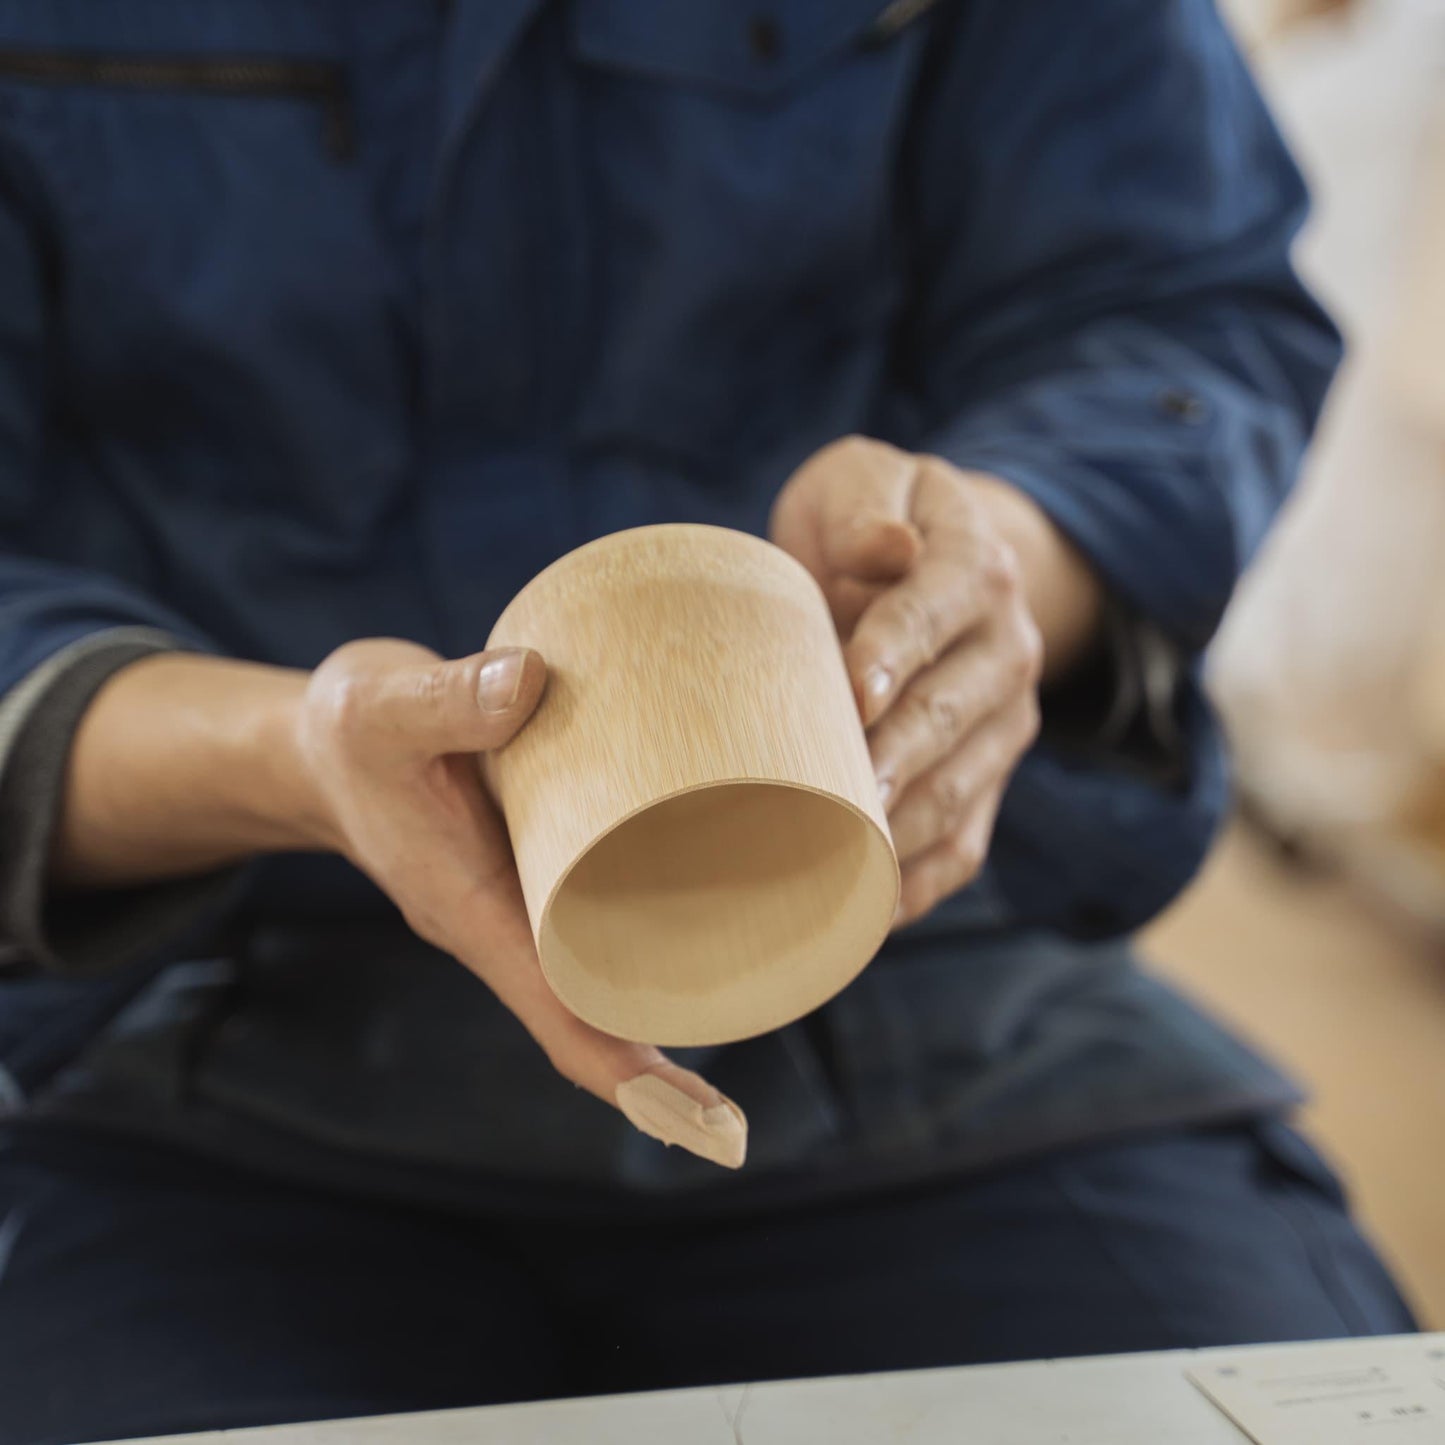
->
[536,773,900,1047]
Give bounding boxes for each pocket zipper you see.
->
[863,0,943,46]
[0,48,354,161]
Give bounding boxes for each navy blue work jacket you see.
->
[0,0,1337,944]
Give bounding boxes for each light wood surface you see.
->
[110,1334,1442,1444]
[487,524,898,1047]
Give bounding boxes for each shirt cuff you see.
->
[0,630,238,977]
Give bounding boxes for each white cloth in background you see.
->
[1208,0,1445,834]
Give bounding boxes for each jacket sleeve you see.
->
[0,137,227,974]
[891,0,1341,934]
[0,143,213,685]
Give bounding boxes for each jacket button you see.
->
[1159,388,1207,423]
[748,16,782,62]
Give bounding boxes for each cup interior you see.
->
[538,780,898,1046]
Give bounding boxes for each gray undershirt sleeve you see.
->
[1100,605,1187,768]
[0,630,237,978]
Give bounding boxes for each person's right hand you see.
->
[55,638,746,1169]
[290,638,747,1167]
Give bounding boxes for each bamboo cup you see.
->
[486,523,899,1047]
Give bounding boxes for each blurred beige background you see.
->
[1146,829,1445,1327]
[1148,0,1445,1328]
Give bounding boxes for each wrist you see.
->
[55,653,336,888]
[250,664,343,855]
[956,469,1106,682]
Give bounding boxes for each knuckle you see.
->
[981,541,1022,598]
[1006,639,1036,688]
[313,670,374,746]
[934,769,974,824]
[892,590,942,663]
[893,688,943,753]
[948,829,987,879]
[409,662,451,715]
[925,688,964,745]
[306,644,392,745]
[1004,615,1044,689]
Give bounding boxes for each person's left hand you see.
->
[771,436,1045,926]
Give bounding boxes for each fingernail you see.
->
[864,665,892,709]
[477,649,525,713]
[876,775,894,807]
[615,1074,748,1170]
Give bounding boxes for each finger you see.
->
[845,462,1026,724]
[894,785,1005,929]
[869,637,1019,805]
[826,510,923,583]
[831,577,886,643]
[846,556,995,725]
[411,868,747,1170]
[770,436,922,591]
[494,930,749,1170]
[887,690,1040,863]
[369,646,547,756]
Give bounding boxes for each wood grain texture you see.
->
[487,524,899,1046]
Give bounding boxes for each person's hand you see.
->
[287,638,747,1167]
[56,636,746,1165]
[772,437,1069,926]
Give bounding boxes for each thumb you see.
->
[825,510,923,583]
[774,436,923,585]
[815,441,923,580]
[379,646,547,755]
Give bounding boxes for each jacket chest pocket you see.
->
[0,46,352,159]
[0,5,411,533]
[567,0,937,469]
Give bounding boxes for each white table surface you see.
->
[114,1333,1444,1445]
